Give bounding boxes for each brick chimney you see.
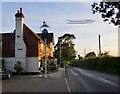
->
[20,8,22,13]
[15,8,27,72]
[15,8,24,18]
[15,8,24,38]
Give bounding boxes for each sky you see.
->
[0,1,118,57]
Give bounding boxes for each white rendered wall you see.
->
[3,57,39,73]
[26,57,39,72]
[15,17,27,72]
[3,58,15,72]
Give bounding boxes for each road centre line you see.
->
[70,69,79,76]
[74,68,92,77]
[74,68,120,88]
[97,77,120,88]
[97,77,112,83]
[80,72,92,77]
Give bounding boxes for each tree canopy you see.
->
[91,1,120,26]
[78,54,83,60]
[54,33,76,64]
[85,51,96,58]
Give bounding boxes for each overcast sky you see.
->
[1,1,118,57]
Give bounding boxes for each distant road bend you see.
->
[65,67,120,93]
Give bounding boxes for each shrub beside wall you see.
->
[72,56,120,75]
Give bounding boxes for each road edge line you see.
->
[64,77,71,94]
[64,67,71,94]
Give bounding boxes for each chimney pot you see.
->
[20,8,22,13]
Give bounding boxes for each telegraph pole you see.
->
[59,39,62,65]
[118,25,120,57]
[40,21,49,78]
[84,49,86,57]
[44,38,47,78]
[98,34,102,56]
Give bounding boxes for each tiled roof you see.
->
[23,24,43,43]
[23,24,42,57]
[1,33,15,57]
[1,23,54,57]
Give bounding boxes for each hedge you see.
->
[72,56,120,75]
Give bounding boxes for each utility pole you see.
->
[84,49,86,57]
[44,38,47,78]
[98,34,102,56]
[118,25,120,56]
[40,21,49,78]
[59,39,62,65]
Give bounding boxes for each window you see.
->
[18,49,23,50]
[17,35,20,38]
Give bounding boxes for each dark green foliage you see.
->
[49,65,57,70]
[85,51,96,58]
[54,33,76,63]
[91,1,120,26]
[60,62,65,68]
[78,54,83,60]
[72,56,120,75]
[98,51,110,56]
[14,61,23,75]
[43,63,57,71]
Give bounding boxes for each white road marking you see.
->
[97,77,111,83]
[70,69,79,76]
[74,67,92,77]
[97,77,120,88]
[80,71,92,77]
[74,67,120,88]
[74,67,82,71]
[64,77,71,94]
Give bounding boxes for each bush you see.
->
[71,56,120,75]
[14,61,23,75]
[49,65,57,70]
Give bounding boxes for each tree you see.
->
[91,1,120,26]
[54,33,76,64]
[85,51,96,58]
[78,54,83,60]
[103,51,109,55]
[100,51,110,56]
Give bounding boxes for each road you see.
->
[2,67,120,93]
[66,67,120,93]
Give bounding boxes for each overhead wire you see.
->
[25,18,118,55]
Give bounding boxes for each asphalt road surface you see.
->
[2,67,120,94]
[66,67,120,93]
